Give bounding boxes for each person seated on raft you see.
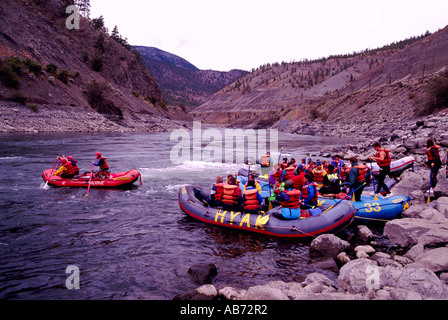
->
[280,157,289,170]
[210,176,224,207]
[275,180,301,220]
[319,164,341,196]
[53,157,77,179]
[243,180,263,214]
[221,176,243,211]
[283,162,297,181]
[300,172,318,209]
[243,173,262,193]
[269,162,283,186]
[66,156,80,177]
[312,160,327,189]
[93,152,110,178]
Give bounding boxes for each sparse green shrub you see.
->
[5,57,23,74]
[29,104,39,112]
[46,63,58,75]
[0,61,21,88]
[57,70,70,84]
[92,55,103,72]
[426,69,448,112]
[11,91,27,105]
[24,59,42,75]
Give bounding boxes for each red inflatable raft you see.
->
[42,169,142,188]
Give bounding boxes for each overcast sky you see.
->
[90,0,448,72]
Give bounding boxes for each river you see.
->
[0,130,352,300]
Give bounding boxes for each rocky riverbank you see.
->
[174,168,448,300]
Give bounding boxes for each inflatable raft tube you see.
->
[318,194,411,223]
[367,156,415,176]
[178,185,355,239]
[42,169,141,188]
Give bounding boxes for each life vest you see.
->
[302,182,318,204]
[272,168,283,181]
[260,155,270,167]
[354,164,366,183]
[312,168,326,184]
[243,188,260,211]
[376,149,391,167]
[213,183,224,201]
[340,166,350,179]
[426,145,441,162]
[280,162,288,170]
[99,157,109,170]
[221,184,238,206]
[280,189,301,209]
[283,167,296,181]
[64,161,77,176]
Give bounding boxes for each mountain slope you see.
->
[134,46,246,108]
[192,26,448,132]
[0,0,190,132]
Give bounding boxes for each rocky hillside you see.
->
[134,46,246,109]
[0,0,191,132]
[192,26,448,138]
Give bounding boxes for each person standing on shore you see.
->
[346,157,366,202]
[369,142,393,198]
[426,139,442,194]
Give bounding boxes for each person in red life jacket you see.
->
[312,160,327,188]
[300,172,318,208]
[54,157,77,179]
[210,176,224,207]
[319,164,341,196]
[259,152,273,168]
[220,176,242,211]
[243,180,263,214]
[269,162,284,186]
[346,157,366,202]
[275,180,301,220]
[290,170,305,191]
[93,152,110,178]
[67,155,80,176]
[340,163,350,183]
[280,157,289,170]
[369,142,393,198]
[282,162,297,181]
[425,139,442,194]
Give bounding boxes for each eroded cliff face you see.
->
[192,26,448,134]
[0,0,191,132]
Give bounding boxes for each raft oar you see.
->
[84,162,94,198]
[323,182,366,214]
[370,159,378,200]
[44,157,59,189]
[427,166,433,204]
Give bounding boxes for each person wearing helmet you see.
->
[53,157,77,179]
[93,152,110,178]
[67,156,80,176]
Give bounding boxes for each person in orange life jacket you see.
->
[54,157,77,179]
[93,152,110,178]
[259,152,273,168]
[243,180,263,214]
[275,180,301,220]
[312,160,327,188]
[210,176,224,207]
[300,172,318,208]
[290,158,298,168]
[67,155,79,176]
[269,162,284,186]
[369,142,392,198]
[425,139,442,193]
[322,160,328,172]
[243,174,262,193]
[340,163,350,183]
[346,157,366,202]
[220,176,243,210]
[319,164,341,196]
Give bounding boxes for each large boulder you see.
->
[338,258,379,294]
[384,218,448,247]
[242,284,289,300]
[415,247,448,273]
[309,234,350,258]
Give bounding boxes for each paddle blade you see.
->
[259,215,270,225]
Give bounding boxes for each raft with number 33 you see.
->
[178,185,355,239]
[318,194,411,223]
